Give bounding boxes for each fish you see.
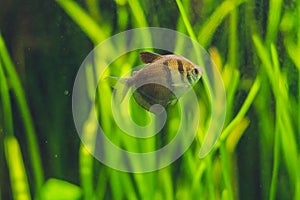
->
[106,52,203,114]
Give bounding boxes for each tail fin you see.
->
[104,76,130,103]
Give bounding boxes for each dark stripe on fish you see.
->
[163,61,173,90]
[177,60,185,83]
[177,60,184,73]
[163,61,169,67]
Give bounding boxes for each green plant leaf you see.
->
[40,178,82,200]
[4,136,31,200]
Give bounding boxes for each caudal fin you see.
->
[104,76,130,103]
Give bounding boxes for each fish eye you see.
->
[193,68,199,75]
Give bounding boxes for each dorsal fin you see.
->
[139,52,162,63]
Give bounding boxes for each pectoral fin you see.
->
[169,98,178,106]
[139,52,162,63]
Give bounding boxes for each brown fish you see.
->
[107,52,203,114]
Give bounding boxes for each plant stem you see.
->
[218,76,261,145]
[0,34,44,195]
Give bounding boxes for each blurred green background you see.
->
[0,0,299,199]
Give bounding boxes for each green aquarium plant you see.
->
[0,0,299,199]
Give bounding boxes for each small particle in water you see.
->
[54,154,58,158]
[64,90,69,95]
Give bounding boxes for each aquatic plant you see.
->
[0,0,299,199]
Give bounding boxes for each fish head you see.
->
[187,65,203,85]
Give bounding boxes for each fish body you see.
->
[107,52,203,114]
